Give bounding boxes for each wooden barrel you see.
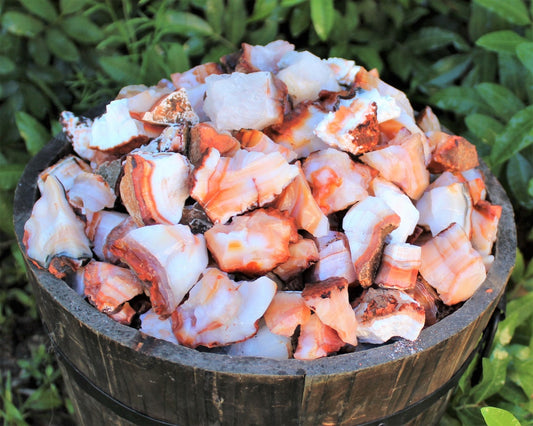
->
[13,133,516,426]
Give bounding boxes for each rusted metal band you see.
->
[45,297,505,426]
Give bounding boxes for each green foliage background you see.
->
[1,0,532,424]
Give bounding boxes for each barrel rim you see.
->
[13,132,517,377]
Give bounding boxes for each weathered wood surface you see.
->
[13,135,516,426]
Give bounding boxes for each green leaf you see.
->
[95,34,125,51]
[60,15,104,43]
[475,82,525,121]
[28,37,51,67]
[204,0,224,34]
[516,42,533,75]
[248,19,278,46]
[471,346,510,404]
[290,4,309,38]
[51,120,62,138]
[498,53,530,100]
[19,0,58,23]
[383,4,405,29]
[202,44,234,64]
[496,291,533,345]
[481,407,521,426]
[499,381,530,406]
[465,113,504,147]
[140,45,168,85]
[468,50,498,85]
[1,11,45,38]
[26,65,63,85]
[506,153,533,209]
[248,0,278,23]
[353,46,383,73]
[512,357,533,395]
[511,248,525,283]
[0,397,27,424]
[183,36,206,57]
[426,54,472,88]
[430,86,492,115]
[159,11,214,37]
[224,0,247,45]
[407,27,469,54]
[457,352,481,394]
[310,0,334,41]
[281,0,306,6]
[334,2,358,35]
[469,3,492,41]
[474,0,531,26]
[99,56,141,84]
[387,47,413,82]
[21,83,50,120]
[0,164,24,191]
[328,43,350,60]
[165,43,190,74]
[45,28,80,62]
[455,406,485,425]
[0,55,16,75]
[59,0,89,15]
[23,386,63,411]
[496,403,533,424]
[476,30,528,54]
[15,112,49,156]
[490,105,533,166]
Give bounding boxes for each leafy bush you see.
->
[421,1,533,217]
[1,0,532,424]
[0,343,72,425]
[441,245,533,426]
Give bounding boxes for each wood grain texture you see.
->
[13,135,516,426]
